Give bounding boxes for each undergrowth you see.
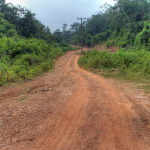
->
[0,37,67,85]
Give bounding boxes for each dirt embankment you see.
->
[0,50,150,150]
[94,44,119,52]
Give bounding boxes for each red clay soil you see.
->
[0,49,150,150]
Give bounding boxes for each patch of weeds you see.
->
[19,96,27,101]
[139,85,150,93]
[22,87,33,94]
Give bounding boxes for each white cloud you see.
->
[5,0,27,7]
[4,0,115,31]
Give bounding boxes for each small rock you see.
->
[14,113,17,116]
[4,111,12,117]
[7,138,11,144]
[22,106,26,109]
[40,88,49,92]
[28,137,35,141]
[12,138,19,143]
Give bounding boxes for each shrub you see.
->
[0,37,64,85]
[78,50,150,77]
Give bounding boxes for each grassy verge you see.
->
[102,72,150,93]
[78,50,150,93]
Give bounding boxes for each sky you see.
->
[5,0,115,32]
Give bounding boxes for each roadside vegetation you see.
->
[0,37,65,85]
[0,0,72,85]
[74,0,150,92]
[79,50,150,92]
[79,50,150,78]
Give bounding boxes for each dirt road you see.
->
[0,50,150,150]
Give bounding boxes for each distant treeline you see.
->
[61,0,150,50]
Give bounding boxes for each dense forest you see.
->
[67,0,150,84]
[0,0,72,85]
[62,0,150,50]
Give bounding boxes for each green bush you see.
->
[79,50,150,77]
[0,37,64,85]
[135,21,150,50]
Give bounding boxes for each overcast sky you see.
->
[5,0,115,32]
